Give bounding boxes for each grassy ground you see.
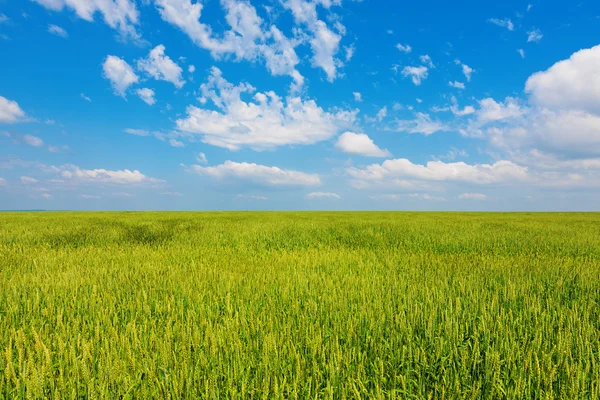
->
[0,212,599,398]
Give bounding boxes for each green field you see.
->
[0,212,599,398]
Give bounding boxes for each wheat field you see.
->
[0,212,599,398]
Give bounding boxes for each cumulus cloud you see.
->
[527,28,543,43]
[186,160,321,186]
[335,131,391,157]
[396,43,412,53]
[347,158,529,188]
[449,81,465,89]
[196,152,208,164]
[48,24,68,38]
[174,67,356,150]
[137,45,185,88]
[402,66,428,85]
[0,96,26,123]
[488,18,514,31]
[103,56,139,97]
[353,92,362,102]
[462,64,474,81]
[136,88,156,105]
[525,45,600,114]
[155,0,305,89]
[56,164,162,185]
[32,0,140,40]
[22,135,44,147]
[419,55,434,68]
[306,192,340,199]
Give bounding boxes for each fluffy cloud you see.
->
[449,81,465,89]
[527,28,543,43]
[306,192,340,199]
[402,66,428,85]
[353,92,362,102]
[175,67,356,150]
[32,0,140,40]
[48,24,68,38]
[488,18,514,31]
[335,131,391,157]
[57,164,162,185]
[186,160,321,186]
[136,88,156,105]
[396,43,412,53]
[103,56,139,97]
[22,135,44,147]
[347,158,528,185]
[462,46,600,158]
[525,45,600,114]
[137,45,185,88]
[155,0,304,89]
[0,96,26,123]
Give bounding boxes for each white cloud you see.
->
[392,113,447,135]
[335,131,391,157]
[527,28,543,43]
[376,106,388,121]
[196,152,208,164]
[518,49,525,59]
[23,134,44,147]
[48,24,68,38]
[48,145,69,153]
[525,45,600,114]
[112,192,134,197]
[0,96,26,123]
[0,177,6,186]
[419,55,434,68]
[124,128,150,136]
[175,67,356,150]
[310,20,342,82]
[475,97,524,124]
[462,64,474,81]
[449,81,465,89]
[137,45,185,88]
[347,158,529,185]
[21,176,39,185]
[102,56,139,97]
[0,13,8,24]
[136,88,156,105]
[396,43,412,53]
[155,0,305,89]
[81,93,92,102]
[344,44,355,62]
[488,18,514,31]
[169,138,184,147]
[402,66,428,85]
[32,0,140,40]
[57,164,162,185]
[459,193,487,200]
[41,193,52,199]
[80,194,101,199]
[353,92,362,102]
[306,192,340,199]
[186,160,321,186]
[188,64,195,73]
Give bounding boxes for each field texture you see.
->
[0,212,599,398]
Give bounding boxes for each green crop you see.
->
[0,212,599,398]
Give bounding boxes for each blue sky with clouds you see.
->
[1,0,599,210]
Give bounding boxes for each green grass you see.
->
[0,212,599,398]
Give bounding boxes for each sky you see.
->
[1,0,600,211]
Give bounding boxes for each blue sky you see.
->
[1,0,599,210]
